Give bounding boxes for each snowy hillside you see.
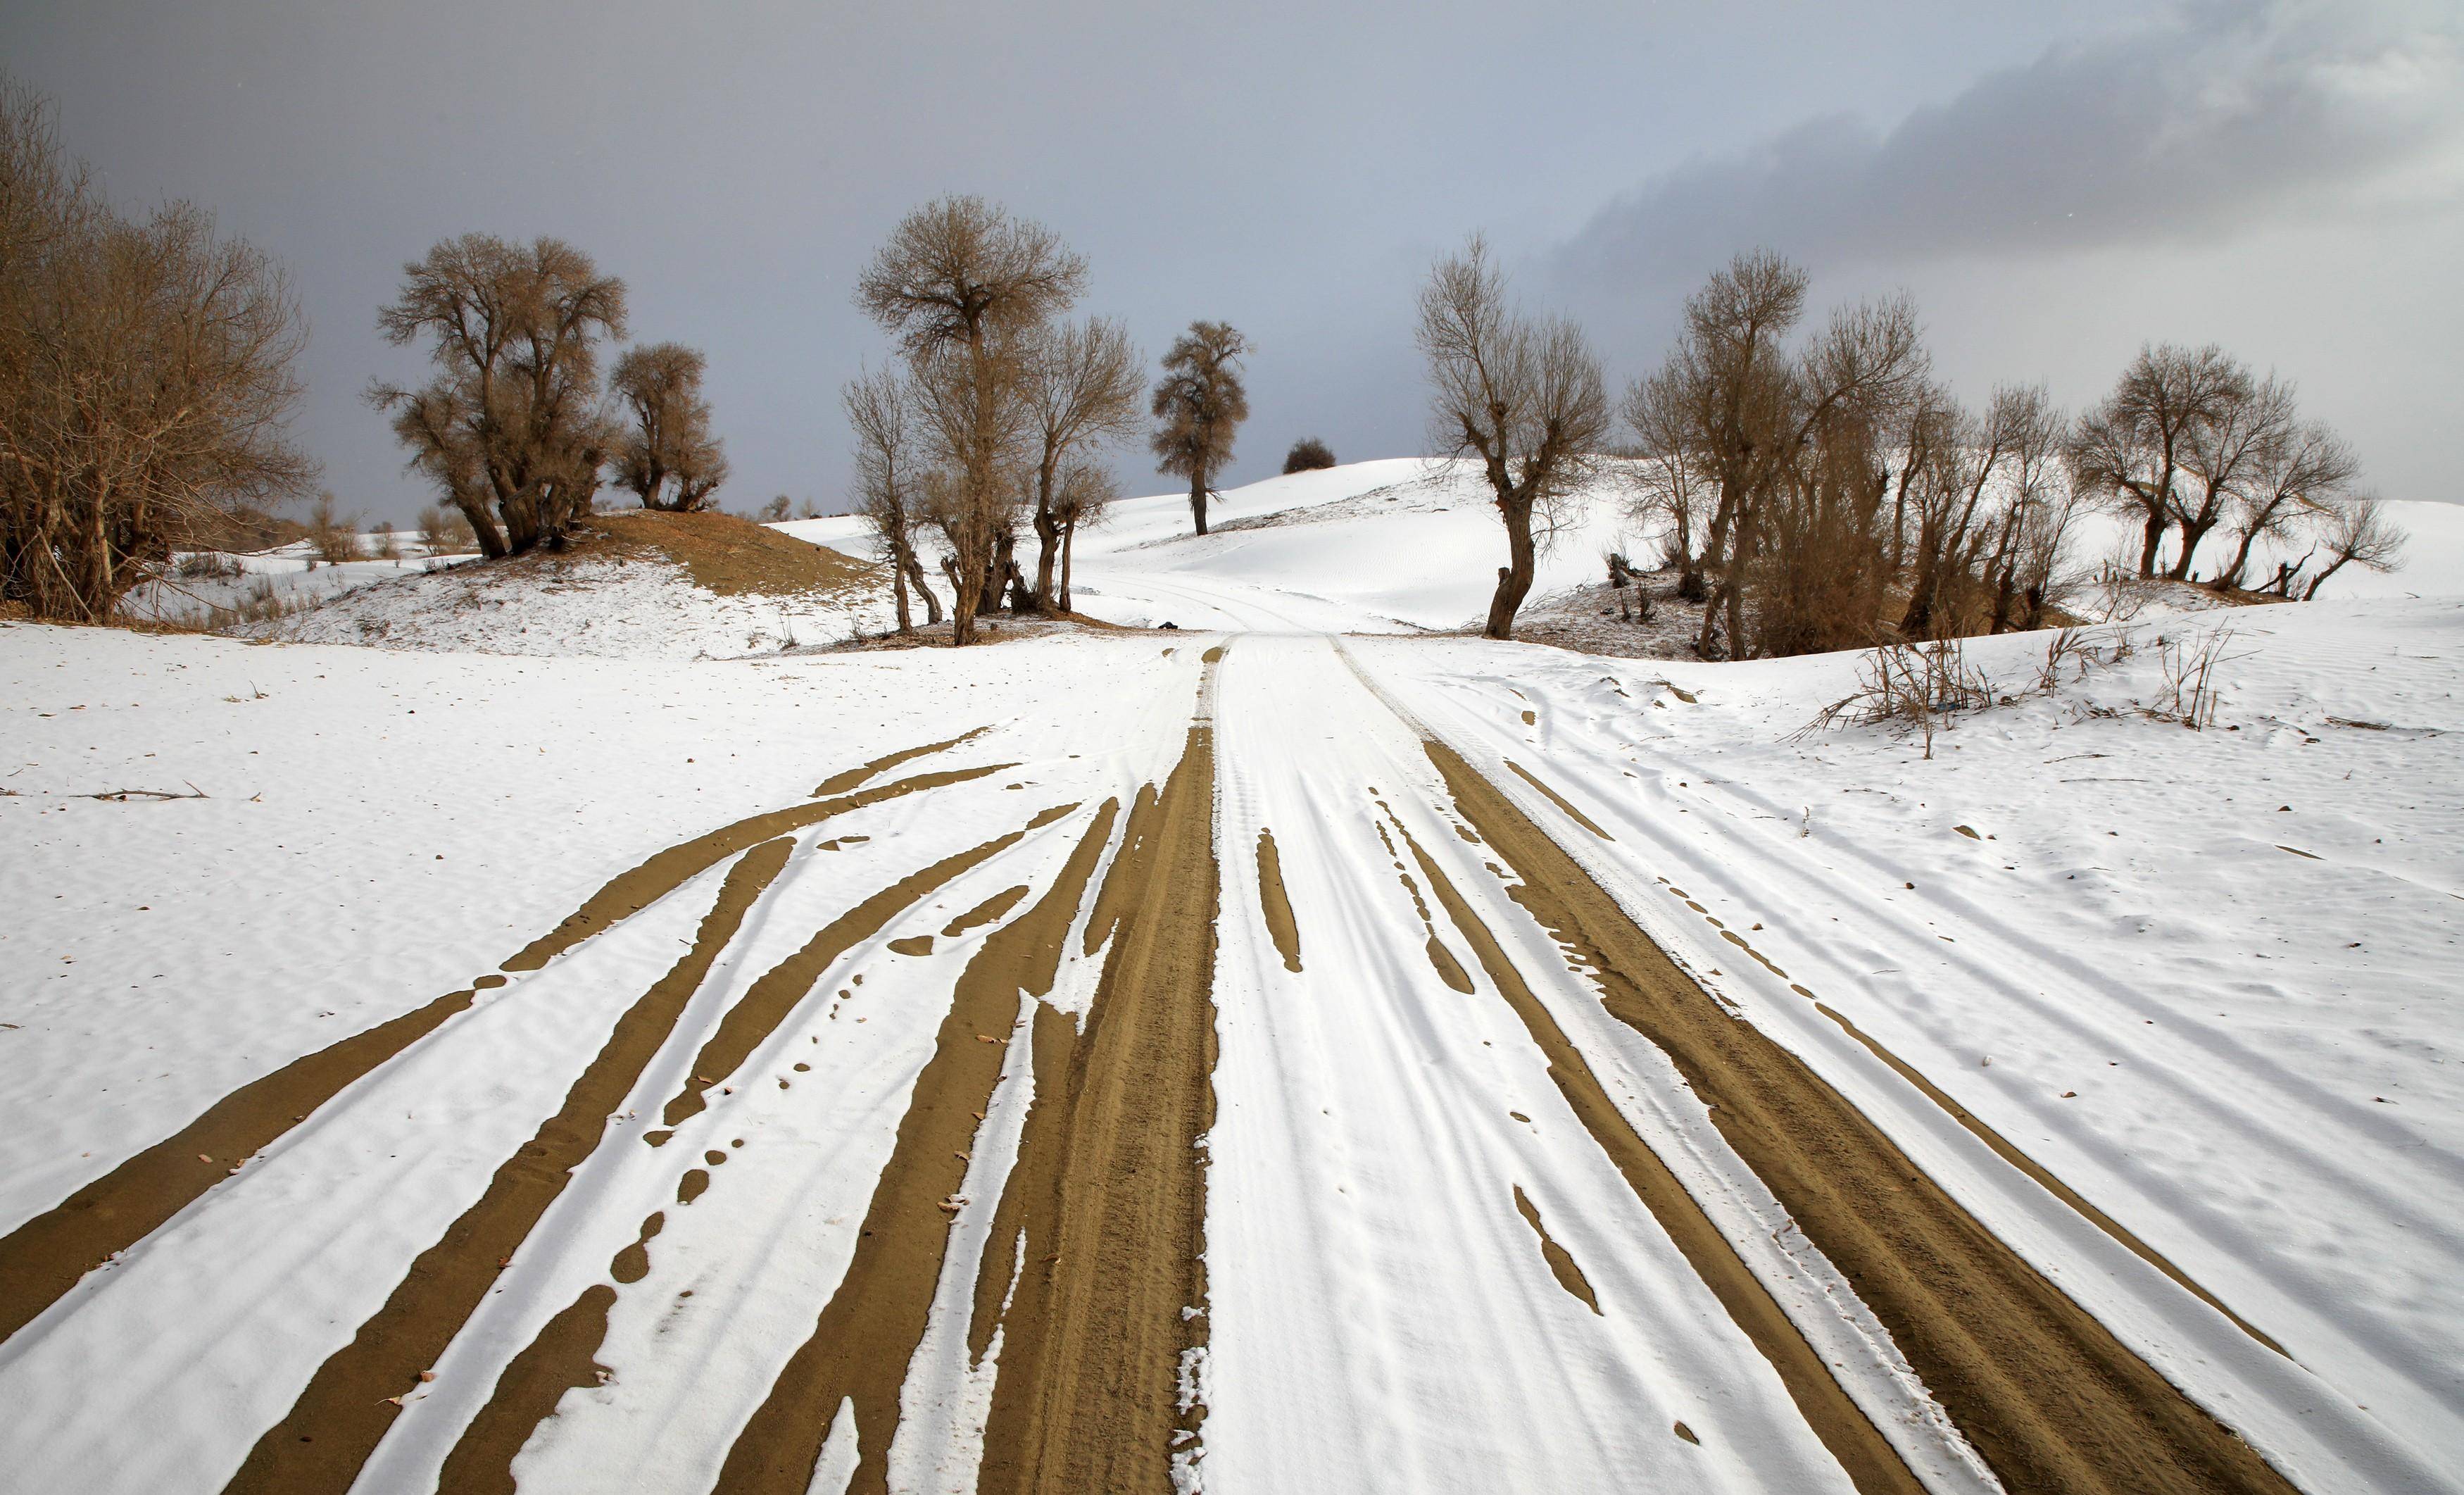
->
[789,460,2464,637]
[230,511,897,661]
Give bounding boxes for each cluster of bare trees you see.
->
[0,77,316,621]
[2072,344,2397,600]
[1422,239,2401,654]
[374,235,730,560]
[843,196,1243,645]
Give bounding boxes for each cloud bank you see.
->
[1552,0,2464,301]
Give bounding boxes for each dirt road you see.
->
[0,634,2324,1494]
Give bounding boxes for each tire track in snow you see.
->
[974,723,1219,1495]
[1390,814,1925,1494]
[0,740,995,1348]
[1425,737,2303,1495]
[220,834,798,1494]
[710,802,1124,1494]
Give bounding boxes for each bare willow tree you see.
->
[1050,458,1117,612]
[610,342,728,511]
[1417,236,1609,640]
[2070,344,2249,577]
[1150,320,1250,537]
[0,77,315,620]
[2296,495,2405,598]
[372,234,625,558]
[1897,382,2066,638]
[1618,368,1714,599]
[2215,417,2357,589]
[843,364,940,633]
[856,195,1083,646]
[1022,316,1139,608]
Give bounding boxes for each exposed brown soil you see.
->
[0,984,476,1344]
[975,727,1219,1495]
[1395,820,1922,1495]
[505,762,1010,972]
[222,837,796,1495]
[436,1211,665,1494]
[1428,739,2301,1495]
[1253,828,1302,972]
[1503,758,1614,840]
[1511,1184,1601,1315]
[712,803,1122,1494]
[812,727,989,796]
[945,886,1032,938]
[579,509,881,598]
[656,809,1074,1134]
[436,1282,618,1495]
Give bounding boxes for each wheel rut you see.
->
[1425,735,2302,1495]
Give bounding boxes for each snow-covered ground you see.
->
[785,459,2463,637]
[120,539,477,627]
[6,461,2462,1492]
[1353,598,2464,1489]
[253,549,895,660]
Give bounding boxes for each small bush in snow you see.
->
[1283,437,1335,474]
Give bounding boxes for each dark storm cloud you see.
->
[1552,0,2463,301]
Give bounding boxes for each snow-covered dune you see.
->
[786,459,2464,636]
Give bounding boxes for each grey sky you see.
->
[5,0,2456,523]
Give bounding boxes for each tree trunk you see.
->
[457,496,509,559]
[1059,523,1075,612]
[1031,499,1061,611]
[888,538,914,634]
[1483,494,1538,641]
[905,553,943,625]
[2168,516,2218,581]
[2137,507,2166,577]
[977,530,1013,615]
[1723,503,1754,658]
[1189,473,1209,537]
[943,553,976,646]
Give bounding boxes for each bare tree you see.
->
[610,342,728,511]
[1618,367,1711,599]
[415,502,477,556]
[2070,344,2249,577]
[1150,321,1251,537]
[307,492,357,564]
[1050,458,1117,612]
[1898,382,2065,639]
[856,196,1083,646]
[2168,373,2292,580]
[372,234,625,558]
[1021,317,1139,608]
[843,365,940,632]
[2299,494,2406,599]
[0,78,316,620]
[1416,236,1609,640]
[1650,252,1923,657]
[2214,418,2358,589]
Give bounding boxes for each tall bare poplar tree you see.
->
[1022,317,1140,608]
[856,196,1083,646]
[1416,236,1609,640]
[1150,321,1250,537]
[610,342,729,511]
[372,234,626,556]
[0,77,315,620]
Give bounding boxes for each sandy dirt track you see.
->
[0,632,2360,1494]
